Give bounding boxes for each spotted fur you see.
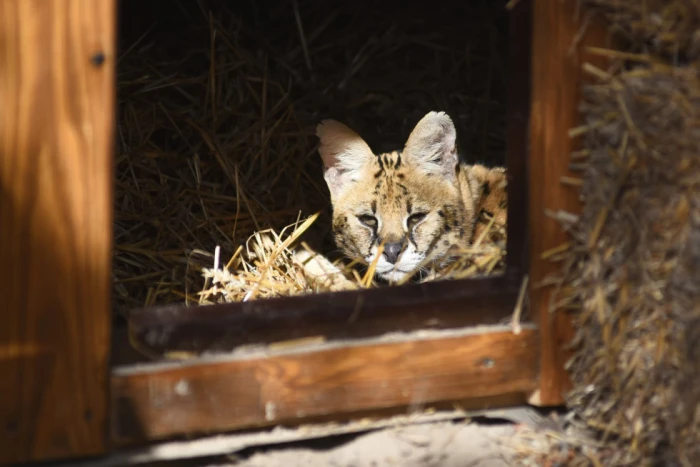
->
[316,111,507,283]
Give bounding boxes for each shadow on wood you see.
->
[0,0,115,464]
[124,276,520,362]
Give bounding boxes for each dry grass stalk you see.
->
[509,417,611,467]
[113,0,509,315]
[197,212,356,304]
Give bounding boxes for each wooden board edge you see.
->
[528,0,611,406]
[111,325,539,446]
[0,0,116,464]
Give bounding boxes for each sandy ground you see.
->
[220,421,516,467]
[65,407,555,467]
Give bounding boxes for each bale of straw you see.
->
[570,61,700,466]
[509,417,611,467]
[513,2,700,464]
[580,0,700,61]
[113,0,509,314]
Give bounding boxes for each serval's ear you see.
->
[316,119,374,200]
[403,111,458,180]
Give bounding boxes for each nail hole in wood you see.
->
[91,52,105,66]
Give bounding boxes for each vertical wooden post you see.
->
[528,0,609,406]
[0,0,115,464]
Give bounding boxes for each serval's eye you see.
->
[407,213,427,229]
[358,215,378,228]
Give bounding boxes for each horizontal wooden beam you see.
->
[111,325,538,446]
[123,275,520,362]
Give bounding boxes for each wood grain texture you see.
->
[124,277,518,363]
[112,327,539,446]
[0,0,115,463]
[529,0,609,406]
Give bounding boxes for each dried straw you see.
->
[510,416,609,467]
[580,0,700,62]
[113,0,509,315]
[197,212,506,305]
[513,1,700,465]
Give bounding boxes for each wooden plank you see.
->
[504,0,531,280]
[528,0,610,406]
[124,276,519,361]
[0,0,115,464]
[111,325,538,446]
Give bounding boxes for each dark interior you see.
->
[113,0,512,321]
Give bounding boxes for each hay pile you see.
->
[582,0,700,61]
[113,0,509,314]
[514,1,700,465]
[196,213,506,305]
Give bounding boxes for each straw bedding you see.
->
[113,0,509,315]
[512,1,700,465]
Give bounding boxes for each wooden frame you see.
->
[0,0,115,464]
[122,0,531,363]
[0,0,611,464]
[528,0,611,406]
[108,0,536,449]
